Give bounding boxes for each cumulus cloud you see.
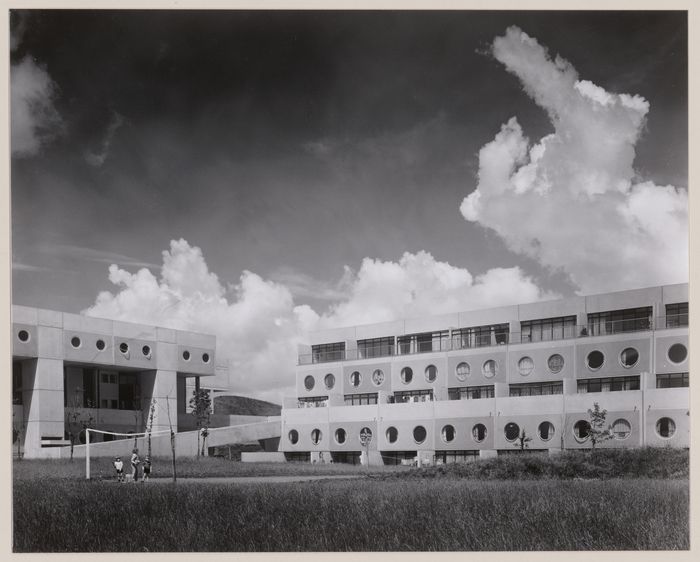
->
[11,56,64,157]
[318,251,552,328]
[84,240,552,402]
[461,26,688,293]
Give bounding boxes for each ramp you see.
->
[60,417,282,459]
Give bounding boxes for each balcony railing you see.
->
[298,315,685,364]
[660,313,688,329]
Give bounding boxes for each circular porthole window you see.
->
[538,421,555,441]
[611,419,631,440]
[71,336,81,349]
[96,339,106,351]
[202,353,210,363]
[288,429,299,444]
[119,342,129,355]
[311,429,322,445]
[425,365,437,383]
[324,373,335,390]
[413,426,427,444]
[350,371,362,387]
[401,367,413,384]
[304,375,315,391]
[142,345,151,357]
[482,360,497,378]
[386,426,398,444]
[620,347,639,368]
[573,420,591,442]
[586,350,604,371]
[17,330,30,343]
[518,356,534,376]
[472,423,487,443]
[656,417,676,439]
[504,422,520,442]
[441,424,455,443]
[182,350,191,361]
[668,343,687,364]
[359,427,373,444]
[456,362,470,381]
[372,369,384,386]
[335,428,346,444]
[548,354,564,374]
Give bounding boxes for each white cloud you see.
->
[11,56,64,157]
[317,251,552,328]
[84,240,552,402]
[85,112,125,167]
[461,26,687,293]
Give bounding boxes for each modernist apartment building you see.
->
[281,284,689,465]
[11,305,219,459]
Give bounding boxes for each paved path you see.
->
[139,474,364,485]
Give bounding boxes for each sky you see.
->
[10,10,688,402]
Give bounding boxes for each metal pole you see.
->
[85,429,90,480]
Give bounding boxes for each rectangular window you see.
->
[448,385,495,400]
[357,337,394,359]
[665,303,688,328]
[118,373,141,410]
[656,373,689,388]
[587,307,652,336]
[435,450,479,464]
[82,369,97,408]
[520,316,576,343]
[12,362,22,405]
[577,375,640,393]
[397,331,449,355]
[509,381,563,397]
[311,342,345,364]
[343,393,378,406]
[392,389,434,403]
[297,396,329,408]
[452,324,510,350]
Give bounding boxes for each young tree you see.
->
[145,399,156,459]
[514,429,532,451]
[65,387,96,462]
[165,394,177,483]
[587,402,613,451]
[189,388,211,458]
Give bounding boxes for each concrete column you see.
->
[23,358,65,458]
[141,370,178,434]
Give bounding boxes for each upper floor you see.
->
[298,284,687,365]
[11,305,217,376]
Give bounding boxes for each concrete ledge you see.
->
[241,452,286,463]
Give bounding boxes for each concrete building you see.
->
[11,305,218,459]
[281,284,689,465]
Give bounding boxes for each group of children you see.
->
[112,448,152,482]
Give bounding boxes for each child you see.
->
[113,456,124,482]
[142,456,152,482]
[130,448,140,482]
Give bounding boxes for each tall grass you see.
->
[13,478,688,551]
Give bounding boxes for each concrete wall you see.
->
[285,284,689,460]
[11,305,221,459]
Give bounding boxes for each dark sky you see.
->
[11,10,687,313]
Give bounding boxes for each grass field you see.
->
[14,478,688,551]
[12,448,689,552]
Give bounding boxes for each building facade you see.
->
[11,305,218,459]
[281,284,689,465]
